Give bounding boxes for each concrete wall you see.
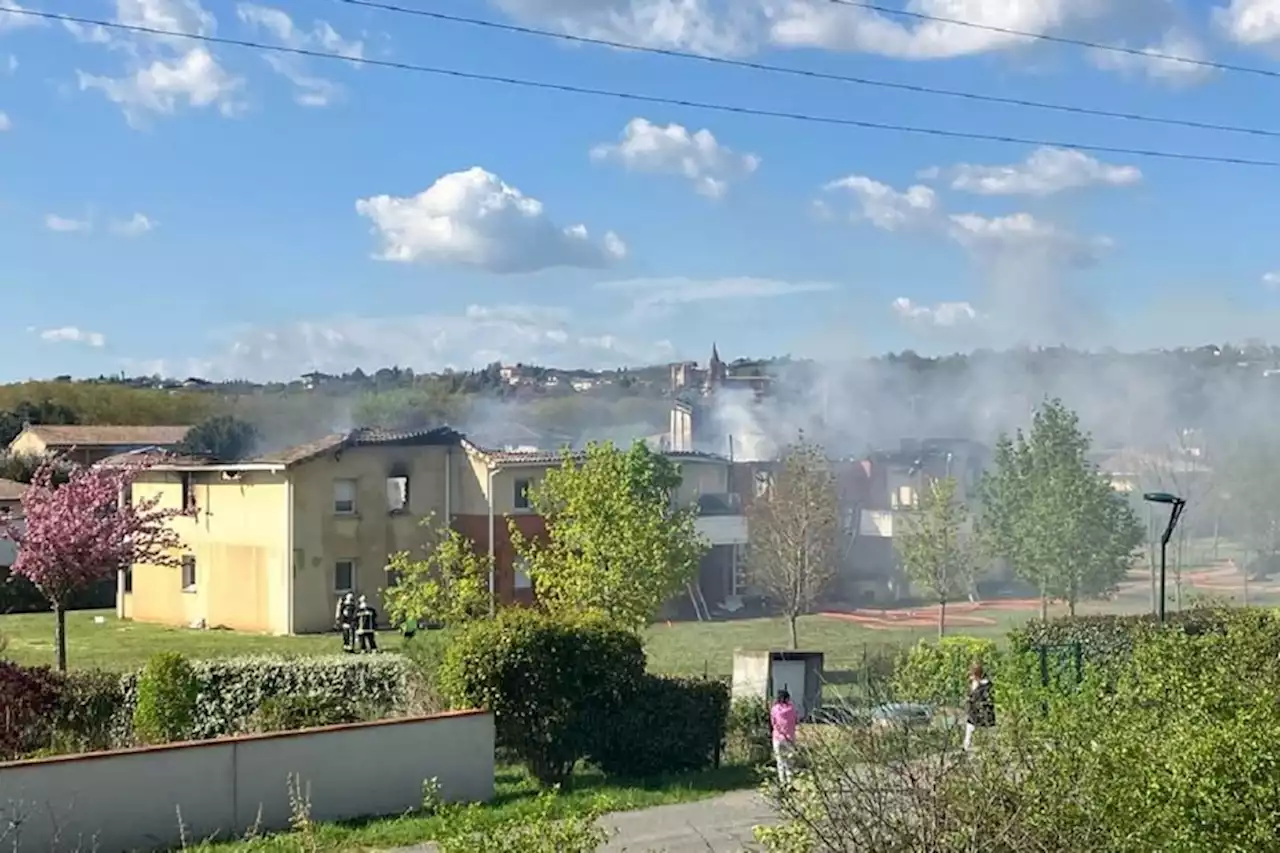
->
[128,471,292,634]
[290,445,453,633]
[0,711,495,853]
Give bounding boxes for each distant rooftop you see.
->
[18,425,192,448]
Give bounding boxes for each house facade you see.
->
[8,425,192,466]
[0,478,24,570]
[123,429,750,634]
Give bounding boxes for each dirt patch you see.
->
[818,600,1043,631]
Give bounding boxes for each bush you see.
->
[0,569,114,614]
[438,609,645,787]
[891,636,1000,706]
[134,652,200,744]
[51,669,128,752]
[590,676,730,778]
[251,693,362,733]
[0,661,62,759]
[725,697,772,767]
[120,653,410,740]
[1009,606,1248,664]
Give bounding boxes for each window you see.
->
[335,560,355,593]
[181,555,197,592]
[754,470,772,497]
[891,485,917,509]
[384,566,402,589]
[386,471,409,513]
[123,566,133,594]
[513,479,532,511]
[333,479,357,515]
[180,472,195,511]
[514,557,532,590]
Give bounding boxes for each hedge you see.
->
[891,636,1001,706]
[1009,608,1248,663]
[0,661,62,759]
[0,569,114,615]
[590,676,730,778]
[438,609,645,787]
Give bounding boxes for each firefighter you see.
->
[334,592,356,653]
[355,594,379,653]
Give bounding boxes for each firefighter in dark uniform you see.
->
[355,594,379,653]
[334,592,356,653]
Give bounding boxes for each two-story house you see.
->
[8,424,192,466]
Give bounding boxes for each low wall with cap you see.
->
[0,709,494,852]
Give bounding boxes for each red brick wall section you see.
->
[452,513,546,606]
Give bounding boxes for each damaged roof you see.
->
[254,426,467,467]
[18,425,192,448]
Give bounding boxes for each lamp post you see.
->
[1143,491,1187,624]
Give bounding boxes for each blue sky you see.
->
[2,0,1280,382]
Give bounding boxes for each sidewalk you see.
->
[391,789,776,853]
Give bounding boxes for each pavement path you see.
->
[390,789,777,853]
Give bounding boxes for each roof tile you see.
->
[22,425,192,447]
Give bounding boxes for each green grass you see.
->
[193,763,761,852]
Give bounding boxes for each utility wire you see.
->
[828,0,1280,81]
[339,0,1280,140]
[5,6,1280,168]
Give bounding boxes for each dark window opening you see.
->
[181,555,197,591]
[514,478,532,510]
[180,472,195,511]
[335,560,355,592]
[387,465,410,513]
[123,566,133,594]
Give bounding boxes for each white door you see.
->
[770,660,808,720]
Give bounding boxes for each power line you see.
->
[5,5,1279,168]
[339,0,1280,140]
[828,0,1280,81]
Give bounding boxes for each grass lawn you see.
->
[193,763,761,852]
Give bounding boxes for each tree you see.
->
[177,415,259,461]
[509,441,707,631]
[383,519,490,629]
[2,461,187,670]
[0,399,80,446]
[978,398,1143,619]
[1214,435,1280,603]
[746,435,840,649]
[895,476,975,638]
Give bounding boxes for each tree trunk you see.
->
[788,613,799,650]
[53,602,67,672]
[1068,595,1077,618]
[938,598,947,639]
[1039,578,1049,621]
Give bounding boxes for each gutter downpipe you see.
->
[487,465,497,616]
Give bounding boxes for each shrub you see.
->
[438,608,645,787]
[0,661,62,759]
[51,669,128,752]
[120,653,410,740]
[1009,606,1247,663]
[251,693,362,733]
[433,791,614,853]
[725,697,772,767]
[134,652,200,744]
[891,636,1000,706]
[590,676,730,778]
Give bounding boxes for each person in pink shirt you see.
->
[770,689,798,785]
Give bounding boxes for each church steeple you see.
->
[706,343,727,390]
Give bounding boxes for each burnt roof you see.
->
[256,426,465,467]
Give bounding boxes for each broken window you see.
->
[333,479,357,515]
[754,470,773,497]
[386,465,410,513]
[514,478,532,511]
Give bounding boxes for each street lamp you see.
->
[1143,491,1187,624]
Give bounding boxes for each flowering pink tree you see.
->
[1,460,188,671]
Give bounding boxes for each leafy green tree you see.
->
[0,399,80,446]
[1215,435,1280,581]
[383,519,490,629]
[745,435,840,649]
[895,476,975,637]
[509,441,707,631]
[177,415,259,461]
[978,398,1143,618]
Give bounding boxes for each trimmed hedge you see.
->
[590,676,730,778]
[0,661,62,759]
[120,654,411,740]
[439,609,645,787]
[892,636,1001,706]
[1009,608,1247,663]
[0,570,115,615]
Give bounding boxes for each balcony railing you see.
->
[696,492,742,515]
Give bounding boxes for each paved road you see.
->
[390,789,776,853]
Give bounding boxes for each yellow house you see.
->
[125,427,471,635]
[9,424,191,466]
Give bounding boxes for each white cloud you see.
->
[110,212,156,236]
[491,0,758,56]
[1215,0,1280,48]
[891,297,981,327]
[235,3,363,106]
[44,214,92,233]
[822,175,939,231]
[0,111,9,131]
[355,167,627,274]
[1264,271,1280,288]
[72,0,243,125]
[1089,29,1217,86]
[947,212,1112,268]
[935,147,1142,197]
[0,2,41,33]
[157,304,675,381]
[598,276,835,309]
[39,326,107,347]
[590,118,759,198]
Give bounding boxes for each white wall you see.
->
[695,515,749,546]
[0,710,495,852]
